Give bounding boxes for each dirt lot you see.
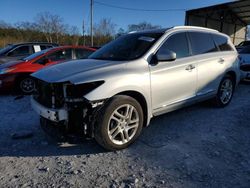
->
[0,83,250,188]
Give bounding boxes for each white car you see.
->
[238,46,250,80]
[31,26,240,150]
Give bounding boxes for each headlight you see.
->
[0,68,15,75]
[65,81,104,98]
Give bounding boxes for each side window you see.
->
[33,45,41,53]
[158,32,190,59]
[189,32,218,55]
[40,45,53,50]
[47,49,72,61]
[7,45,30,56]
[212,34,234,51]
[75,49,94,59]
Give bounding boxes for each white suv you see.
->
[31,26,240,150]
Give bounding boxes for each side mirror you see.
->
[156,49,176,62]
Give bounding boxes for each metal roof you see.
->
[186,0,250,25]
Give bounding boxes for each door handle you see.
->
[185,64,195,71]
[218,58,225,64]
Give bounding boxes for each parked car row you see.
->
[0,45,96,93]
[0,42,58,64]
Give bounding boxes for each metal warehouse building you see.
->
[185,0,250,45]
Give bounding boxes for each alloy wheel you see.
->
[20,78,35,93]
[219,78,233,104]
[107,104,140,145]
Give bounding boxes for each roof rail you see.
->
[173,26,219,32]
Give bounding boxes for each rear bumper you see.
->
[31,97,68,122]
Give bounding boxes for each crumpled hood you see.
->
[31,59,126,83]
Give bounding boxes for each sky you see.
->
[0,0,233,33]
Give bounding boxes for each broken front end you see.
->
[31,79,105,138]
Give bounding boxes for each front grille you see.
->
[33,79,64,108]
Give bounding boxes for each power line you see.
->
[94,1,186,12]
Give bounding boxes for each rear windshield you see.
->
[89,32,163,61]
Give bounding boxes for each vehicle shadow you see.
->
[0,99,209,158]
[0,131,107,157]
[0,81,245,158]
[0,95,108,157]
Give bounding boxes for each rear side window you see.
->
[7,45,30,56]
[189,32,218,55]
[40,45,53,50]
[33,45,41,53]
[75,49,94,59]
[212,34,234,51]
[159,32,190,59]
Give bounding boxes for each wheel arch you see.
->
[116,90,149,127]
[15,72,33,81]
[15,72,34,93]
[225,71,237,87]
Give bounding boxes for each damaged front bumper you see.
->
[31,97,68,122]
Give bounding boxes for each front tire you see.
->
[19,77,35,94]
[213,75,234,107]
[94,95,144,151]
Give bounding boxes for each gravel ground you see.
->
[0,83,250,188]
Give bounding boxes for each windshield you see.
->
[238,41,250,47]
[0,44,14,55]
[89,32,163,61]
[239,46,250,54]
[23,48,51,61]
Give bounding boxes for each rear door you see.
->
[150,32,197,113]
[188,31,225,97]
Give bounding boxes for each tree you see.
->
[127,21,161,32]
[116,28,126,38]
[94,18,116,36]
[93,18,116,46]
[0,20,11,29]
[35,12,67,43]
[69,26,81,45]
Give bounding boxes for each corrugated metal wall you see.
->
[186,10,247,45]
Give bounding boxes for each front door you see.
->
[150,32,197,114]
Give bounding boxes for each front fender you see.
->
[84,72,153,125]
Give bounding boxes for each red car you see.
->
[0,46,96,93]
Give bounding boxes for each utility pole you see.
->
[82,20,85,46]
[90,0,93,46]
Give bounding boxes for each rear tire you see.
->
[94,95,144,151]
[212,75,235,107]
